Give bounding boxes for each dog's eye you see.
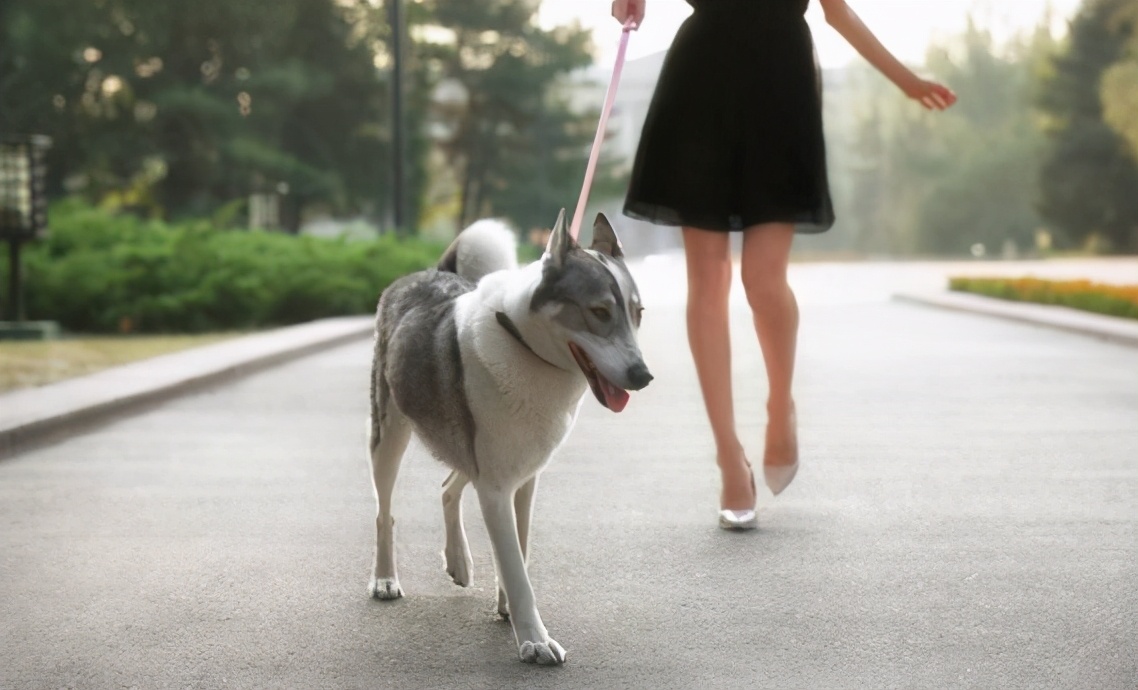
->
[633,306,644,326]
[590,306,612,322]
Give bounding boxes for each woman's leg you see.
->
[682,227,754,511]
[740,223,799,470]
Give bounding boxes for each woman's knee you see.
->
[740,224,793,307]
[741,267,789,309]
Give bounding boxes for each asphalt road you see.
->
[2,261,1136,689]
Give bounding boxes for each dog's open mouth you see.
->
[568,342,630,413]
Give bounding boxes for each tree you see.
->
[1036,0,1138,253]
[1100,1,1138,162]
[913,20,1053,255]
[0,0,404,229]
[412,0,611,232]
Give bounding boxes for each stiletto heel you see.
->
[718,463,758,531]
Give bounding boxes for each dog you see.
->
[366,209,653,665]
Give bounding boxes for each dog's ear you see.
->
[545,208,577,267]
[590,213,624,259]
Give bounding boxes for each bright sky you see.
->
[538,0,1084,68]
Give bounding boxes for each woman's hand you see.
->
[902,77,957,111]
[821,0,956,112]
[612,0,644,28]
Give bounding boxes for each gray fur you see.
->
[371,220,517,479]
[371,270,479,478]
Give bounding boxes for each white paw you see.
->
[444,542,472,587]
[519,638,566,665]
[368,575,403,600]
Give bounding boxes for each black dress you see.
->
[623,0,834,233]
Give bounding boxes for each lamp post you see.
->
[0,134,51,329]
[387,0,407,235]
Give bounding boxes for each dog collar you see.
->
[495,311,558,368]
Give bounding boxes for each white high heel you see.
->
[764,461,799,496]
[718,463,758,531]
[718,508,758,531]
[764,411,799,496]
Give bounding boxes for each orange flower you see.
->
[948,277,1138,320]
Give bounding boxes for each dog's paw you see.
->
[444,542,472,587]
[368,575,404,600]
[519,638,566,665]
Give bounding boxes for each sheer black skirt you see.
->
[623,0,834,233]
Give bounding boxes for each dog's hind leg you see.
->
[476,484,565,665]
[497,475,538,618]
[368,406,412,600]
[441,470,473,587]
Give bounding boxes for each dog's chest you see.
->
[456,316,586,484]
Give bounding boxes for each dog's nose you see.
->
[626,362,653,390]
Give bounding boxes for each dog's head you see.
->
[531,209,652,413]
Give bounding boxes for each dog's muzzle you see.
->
[569,342,653,413]
[625,362,653,390]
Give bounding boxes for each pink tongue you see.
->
[598,376,630,413]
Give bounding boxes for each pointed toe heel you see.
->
[718,508,758,531]
[764,461,799,496]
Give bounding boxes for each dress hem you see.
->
[622,201,834,234]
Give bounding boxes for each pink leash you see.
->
[569,19,637,241]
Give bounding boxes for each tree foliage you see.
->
[0,0,613,236]
[1100,2,1138,162]
[1036,0,1138,252]
[912,21,1054,255]
[411,0,613,232]
[0,0,399,229]
[830,20,1054,256]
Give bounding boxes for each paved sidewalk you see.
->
[1,261,1136,689]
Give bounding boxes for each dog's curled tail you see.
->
[436,220,518,283]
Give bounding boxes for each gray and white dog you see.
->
[366,209,652,665]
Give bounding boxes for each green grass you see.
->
[0,333,242,393]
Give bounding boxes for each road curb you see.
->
[893,291,1138,348]
[0,316,374,459]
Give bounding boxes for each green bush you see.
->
[1,201,446,333]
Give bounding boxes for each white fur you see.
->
[445,265,585,663]
[454,219,518,283]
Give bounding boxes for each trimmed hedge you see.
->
[948,276,1138,320]
[1,202,446,333]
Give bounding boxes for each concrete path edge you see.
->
[894,290,1138,348]
[0,316,374,459]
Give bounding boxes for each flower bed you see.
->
[948,277,1138,320]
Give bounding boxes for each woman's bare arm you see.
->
[820,0,956,110]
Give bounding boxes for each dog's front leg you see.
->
[498,475,537,618]
[476,485,565,665]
